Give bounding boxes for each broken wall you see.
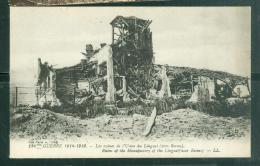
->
[198,76,216,100]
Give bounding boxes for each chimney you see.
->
[37,58,42,85]
[85,44,94,60]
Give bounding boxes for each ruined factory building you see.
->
[36,16,250,108]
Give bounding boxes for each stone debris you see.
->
[10,107,250,141]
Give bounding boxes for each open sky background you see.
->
[10,7,251,87]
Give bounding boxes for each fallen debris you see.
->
[10,106,250,141]
[142,107,157,136]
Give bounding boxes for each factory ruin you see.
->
[35,16,251,109]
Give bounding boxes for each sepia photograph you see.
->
[10,7,251,158]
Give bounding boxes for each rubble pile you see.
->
[11,108,80,137]
[11,106,250,141]
[150,108,250,141]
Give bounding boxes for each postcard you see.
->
[10,7,251,158]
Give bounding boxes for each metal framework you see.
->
[110,16,154,73]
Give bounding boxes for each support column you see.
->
[160,66,171,97]
[122,76,127,102]
[112,26,114,45]
[49,72,53,89]
[191,75,194,92]
[36,59,42,106]
[208,77,216,100]
[35,86,39,106]
[96,64,100,76]
[15,87,18,107]
[37,58,42,82]
[105,46,115,103]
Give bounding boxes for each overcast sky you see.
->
[10,7,251,86]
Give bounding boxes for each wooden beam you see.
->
[143,107,157,137]
[141,20,152,33]
[247,78,251,95]
[112,26,114,45]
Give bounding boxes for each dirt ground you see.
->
[10,107,250,141]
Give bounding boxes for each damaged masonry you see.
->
[36,16,251,118]
[10,9,252,158]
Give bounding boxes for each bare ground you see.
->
[10,108,250,141]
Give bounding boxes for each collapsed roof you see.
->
[36,16,250,105]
